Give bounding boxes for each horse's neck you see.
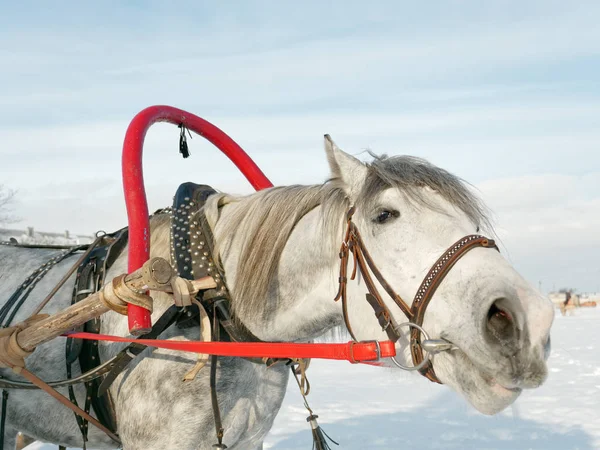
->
[219,204,344,342]
[143,207,345,342]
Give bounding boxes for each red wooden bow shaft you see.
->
[65,332,395,363]
[122,105,273,335]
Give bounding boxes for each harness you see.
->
[335,207,498,383]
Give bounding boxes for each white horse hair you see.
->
[0,136,554,449]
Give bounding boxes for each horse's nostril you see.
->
[486,298,518,345]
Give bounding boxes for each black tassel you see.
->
[307,414,338,450]
[179,123,191,158]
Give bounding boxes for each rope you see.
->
[99,274,153,315]
[0,315,47,372]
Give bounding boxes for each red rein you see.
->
[122,106,273,334]
[64,332,395,365]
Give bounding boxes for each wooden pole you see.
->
[18,291,112,352]
[16,258,216,352]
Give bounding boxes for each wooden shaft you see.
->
[18,289,110,352]
[16,257,216,353]
[17,258,170,352]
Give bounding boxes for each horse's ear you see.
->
[324,134,367,201]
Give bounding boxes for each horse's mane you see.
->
[204,153,491,320]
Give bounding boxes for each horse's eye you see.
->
[374,209,398,224]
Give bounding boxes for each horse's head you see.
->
[325,136,554,415]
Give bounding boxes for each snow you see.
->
[27,307,600,450]
[266,307,600,450]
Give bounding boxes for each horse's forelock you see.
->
[360,154,492,232]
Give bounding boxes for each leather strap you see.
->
[210,308,226,449]
[335,215,403,343]
[0,391,7,450]
[64,332,395,363]
[0,354,125,390]
[350,223,413,320]
[19,368,121,445]
[97,305,183,397]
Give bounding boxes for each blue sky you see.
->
[0,1,598,292]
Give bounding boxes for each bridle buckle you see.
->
[350,340,381,363]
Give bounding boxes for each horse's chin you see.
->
[434,350,523,415]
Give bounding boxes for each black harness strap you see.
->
[0,391,7,450]
[0,354,125,390]
[210,308,227,449]
[65,229,127,446]
[97,305,183,397]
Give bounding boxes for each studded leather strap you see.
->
[170,183,217,280]
[409,235,498,382]
[170,183,281,360]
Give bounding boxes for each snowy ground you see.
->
[27,307,599,450]
[264,307,600,450]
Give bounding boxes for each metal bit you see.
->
[421,339,458,354]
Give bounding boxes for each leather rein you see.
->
[335,206,498,384]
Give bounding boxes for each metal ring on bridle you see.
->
[389,322,432,371]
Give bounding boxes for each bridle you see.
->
[335,206,498,384]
